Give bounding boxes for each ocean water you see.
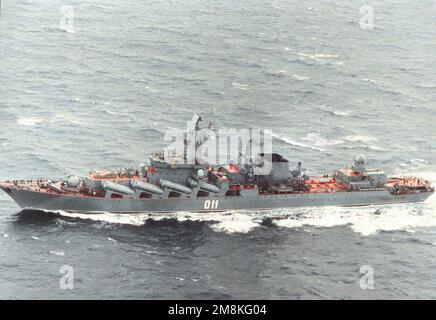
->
[0,0,435,299]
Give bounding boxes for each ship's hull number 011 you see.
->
[204,200,219,209]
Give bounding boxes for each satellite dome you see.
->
[354,154,366,165]
[66,176,81,187]
[351,154,367,173]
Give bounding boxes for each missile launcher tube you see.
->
[102,181,135,195]
[160,179,192,194]
[130,180,164,195]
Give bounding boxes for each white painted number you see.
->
[59,5,76,33]
[204,200,219,210]
[359,265,374,290]
[359,5,374,30]
[59,265,74,290]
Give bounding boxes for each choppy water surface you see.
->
[0,0,435,299]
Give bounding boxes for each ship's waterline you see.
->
[1,185,432,214]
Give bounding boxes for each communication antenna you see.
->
[249,128,254,176]
[190,113,202,165]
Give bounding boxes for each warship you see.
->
[0,115,433,213]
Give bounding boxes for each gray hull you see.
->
[3,188,432,214]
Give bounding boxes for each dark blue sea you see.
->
[0,0,435,299]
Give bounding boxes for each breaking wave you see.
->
[275,200,436,236]
[16,117,44,126]
[292,74,309,81]
[297,52,339,61]
[397,159,430,172]
[343,135,378,143]
[272,133,325,152]
[362,78,377,84]
[49,250,65,256]
[271,132,342,152]
[319,105,352,117]
[44,199,436,237]
[295,52,341,65]
[232,82,249,90]
[300,133,343,147]
[341,135,386,151]
[332,110,352,117]
[49,210,261,234]
[363,145,387,152]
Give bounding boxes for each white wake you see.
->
[39,171,436,236]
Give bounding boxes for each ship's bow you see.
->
[0,182,13,196]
